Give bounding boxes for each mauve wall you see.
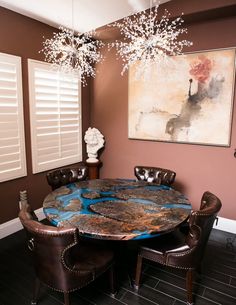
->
[91,0,236,219]
[0,7,90,224]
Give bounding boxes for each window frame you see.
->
[0,52,27,182]
[28,59,83,174]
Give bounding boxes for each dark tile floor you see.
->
[0,228,235,305]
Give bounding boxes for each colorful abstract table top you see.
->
[43,179,191,240]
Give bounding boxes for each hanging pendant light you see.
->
[41,0,104,86]
[109,0,193,79]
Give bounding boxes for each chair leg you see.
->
[134,255,143,291]
[64,292,70,305]
[108,264,116,297]
[186,269,194,305]
[31,277,40,305]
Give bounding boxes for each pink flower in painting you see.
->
[189,55,213,83]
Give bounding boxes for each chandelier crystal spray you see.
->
[41,27,104,86]
[109,3,193,79]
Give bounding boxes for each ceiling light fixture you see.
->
[40,0,104,86]
[109,0,193,79]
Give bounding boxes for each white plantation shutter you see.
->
[0,53,27,182]
[28,59,82,173]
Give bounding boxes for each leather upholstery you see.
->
[139,225,201,268]
[134,166,176,186]
[189,191,222,252]
[46,165,88,190]
[19,202,115,305]
[134,191,222,305]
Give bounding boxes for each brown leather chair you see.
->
[46,165,88,190]
[19,202,115,305]
[134,191,222,305]
[134,165,176,186]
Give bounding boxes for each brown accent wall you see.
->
[0,7,90,224]
[91,0,236,219]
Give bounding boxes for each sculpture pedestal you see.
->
[86,161,102,180]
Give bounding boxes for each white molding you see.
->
[1,214,235,240]
[213,216,236,234]
[0,208,45,239]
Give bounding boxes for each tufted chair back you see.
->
[46,165,88,190]
[19,202,115,305]
[189,191,222,250]
[134,166,176,186]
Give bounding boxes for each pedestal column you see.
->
[86,161,102,179]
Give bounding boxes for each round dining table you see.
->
[43,178,191,240]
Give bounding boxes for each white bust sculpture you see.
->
[84,127,105,163]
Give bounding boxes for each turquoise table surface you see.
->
[43,179,191,240]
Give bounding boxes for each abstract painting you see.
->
[128,48,235,146]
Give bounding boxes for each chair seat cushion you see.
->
[139,229,187,264]
[70,242,114,277]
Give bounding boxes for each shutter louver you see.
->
[28,60,82,173]
[0,53,27,182]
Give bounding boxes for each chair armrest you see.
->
[165,225,202,268]
[61,241,92,275]
[166,244,190,254]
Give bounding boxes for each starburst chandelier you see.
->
[109,1,192,79]
[41,1,104,86]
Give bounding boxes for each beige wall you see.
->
[91,0,236,219]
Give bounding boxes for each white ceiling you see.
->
[0,0,170,33]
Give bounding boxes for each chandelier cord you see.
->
[150,0,153,29]
[71,0,74,35]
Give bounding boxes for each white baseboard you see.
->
[213,216,236,234]
[0,208,45,239]
[0,213,235,240]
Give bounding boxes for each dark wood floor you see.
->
[0,228,235,305]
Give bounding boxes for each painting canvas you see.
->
[128,49,236,146]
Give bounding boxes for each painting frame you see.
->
[128,48,236,147]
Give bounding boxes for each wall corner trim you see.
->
[213,216,236,234]
[0,208,45,239]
